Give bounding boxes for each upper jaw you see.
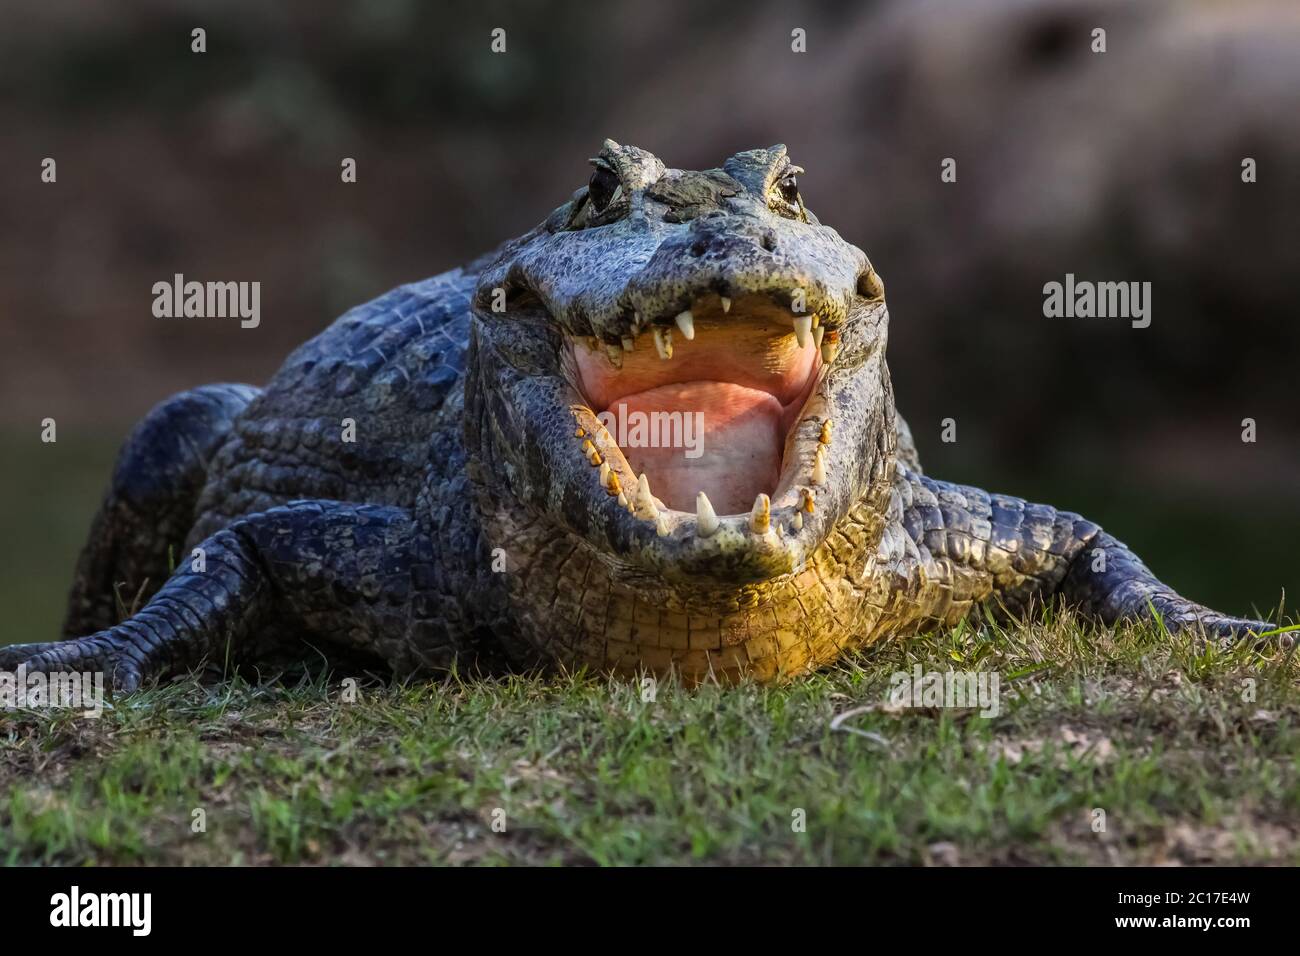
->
[475,214,874,352]
[610,215,870,342]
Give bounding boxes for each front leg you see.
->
[1059,529,1283,642]
[1,501,437,691]
[892,465,1280,642]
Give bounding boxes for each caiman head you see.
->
[465,141,898,682]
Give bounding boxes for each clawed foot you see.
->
[1190,615,1297,654]
[0,633,149,694]
[1240,622,1297,653]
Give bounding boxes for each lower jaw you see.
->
[483,496,878,683]
[466,479,896,687]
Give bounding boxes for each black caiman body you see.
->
[2,142,1282,690]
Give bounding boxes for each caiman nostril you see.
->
[690,240,708,257]
[760,231,777,252]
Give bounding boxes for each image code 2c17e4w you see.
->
[1,0,1298,878]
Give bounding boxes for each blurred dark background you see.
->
[2,0,1297,644]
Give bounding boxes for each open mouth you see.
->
[569,291,840,525]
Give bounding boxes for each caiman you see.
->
[1,142,1282,690]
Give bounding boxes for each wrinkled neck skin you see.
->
[460,142,899,681]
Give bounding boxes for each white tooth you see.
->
[675,310,695,340]
[749,493,771,534]
[622,337,635,352]
[793,315,812,348]
[635,473,659,519]
[813,325,825,350]
[617,491,629,508]
[812,446,827,485]
[656,514,670,537]
[696,492,719,537]
[792,510,804,530]
[819,419,832,445]
[721,296,731,313]
[653,326,673,360]
[812,313,820,329]
[599,462,611,488]
[861,269,885,299]
[821,340,839,364]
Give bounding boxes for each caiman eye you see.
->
[777,175,800,205]
[588,165,621,213]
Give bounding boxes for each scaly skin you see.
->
[0,142,1281,691]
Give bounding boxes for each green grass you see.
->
[3,612,1298,866]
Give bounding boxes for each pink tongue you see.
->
[608,381,783,515]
